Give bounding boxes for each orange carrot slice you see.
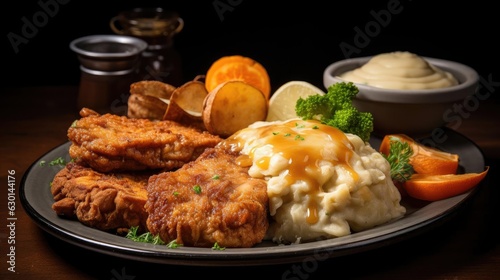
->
[402,167,489,201]
[380,134,459,175]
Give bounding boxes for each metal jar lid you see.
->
[70,34,147,73]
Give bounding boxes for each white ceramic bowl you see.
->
[323,56,479,137]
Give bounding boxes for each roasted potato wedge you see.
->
[163,80,208,130]
[164,80,207,120]
[128,94,168,120]
[202,80,268,137]
[127,80,176,120]
[129,80,176,99]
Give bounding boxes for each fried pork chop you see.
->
[68,108,222,173]
[51,161,151,232]
[145,144,269,248]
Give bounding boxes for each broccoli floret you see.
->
[295,82,373,142]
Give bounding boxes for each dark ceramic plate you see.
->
[20,128,486,266]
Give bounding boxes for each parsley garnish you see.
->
[294,135,305,141]
[295,123,305,128]
[166,240,182,249]
[383,138,415,183]
[40,157,67,167]
[125,226,183,248]
[126,226,165,245]
[50,157,67,166]
[212,242,225,250]
[193,185,202,194]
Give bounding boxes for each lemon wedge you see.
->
[266,81,325,122]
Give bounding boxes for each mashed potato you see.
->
[225,119,406,244]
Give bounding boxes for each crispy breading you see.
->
[51,162,152,232]
[68,108,222,172]
[145,145,269,248]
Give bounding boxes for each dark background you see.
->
[2,0,499,98]
[1,2,499,279]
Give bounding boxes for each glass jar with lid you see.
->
[110,7,184,87]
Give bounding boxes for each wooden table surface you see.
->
[1,85,499,280]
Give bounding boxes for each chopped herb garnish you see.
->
[126,226,165,245]
[212,242,225,250]
[193,185,202,194]
[126,226,183,248]
[295,123,305,128]
[212,174,220,180]
[166,240,183,249]
[173,191,179,196]
[49,157,67,166]
[272,132,280,135]
[40,157,67,167]
[294,135,305,141]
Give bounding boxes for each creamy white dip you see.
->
[339,51,458,90]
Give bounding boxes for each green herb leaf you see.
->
[294,135,305,141]
[295,123,305,128]
[383,138,415,183]
[50,157,66,166]
[212,242,225,250]
[126,226,165,245]
[40,157,67,167]
[193,185,202,194]
[166,240,182,248]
